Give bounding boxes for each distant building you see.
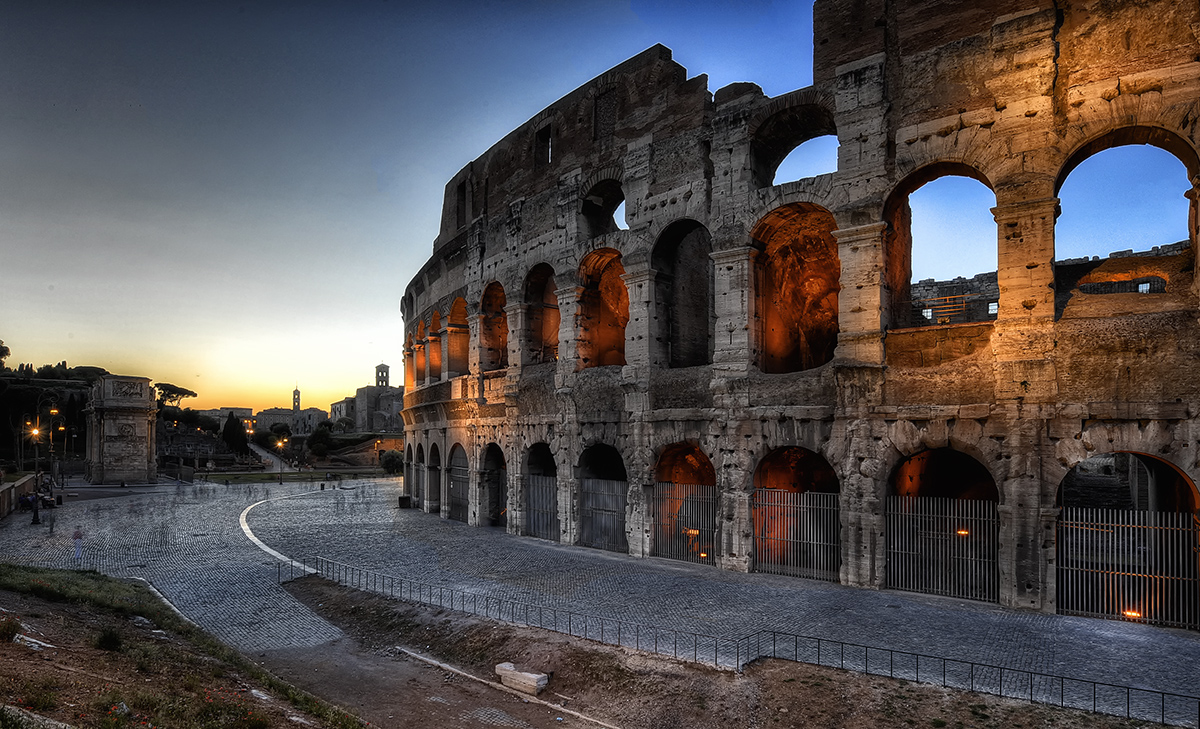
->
[329,364,403,432]
[255,389,327,436]
[197,407,256,434]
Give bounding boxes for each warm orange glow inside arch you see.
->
[890,448,998,501]
[752,204,840,373]
[577,248,628,370]
[752,446,840,566]
[480,282,509,372]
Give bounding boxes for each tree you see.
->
[154,383,198,409]
[221,413,250,456]
[380,449,403,475]
[0,340,9,371]
[307,423,334,458]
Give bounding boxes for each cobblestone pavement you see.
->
[1,479,1198,703]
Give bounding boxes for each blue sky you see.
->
[0,1,1190,410]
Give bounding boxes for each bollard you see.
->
[320,483,325,490]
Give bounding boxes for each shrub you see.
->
[95,626,123,652]
[0,614,20,642]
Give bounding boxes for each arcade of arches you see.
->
[402,2,1200,632]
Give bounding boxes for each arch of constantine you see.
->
[401,0,1200,629]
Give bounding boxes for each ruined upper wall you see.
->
[431,44,712,251]
[814,0,1200,129]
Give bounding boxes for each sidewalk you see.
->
[0,479,1195,704]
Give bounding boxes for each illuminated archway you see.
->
[1056,452,1199,630]
[446,297,469,376]
[752,204,840,373]
[651,443,717,564]
[577,249,628,369]
[524,264,559,364]
[480,283,509,372]
[886,448,999,602]
[752,446,840,580]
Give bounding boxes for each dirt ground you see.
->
[0,586,342,728]
[272,577,1153,729]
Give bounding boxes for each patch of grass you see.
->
[2,563,367,728]
[94,626,123,651]
[20,678,59,711]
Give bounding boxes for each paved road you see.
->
[1,479,1198,705]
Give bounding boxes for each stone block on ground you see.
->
[494,662,548,695]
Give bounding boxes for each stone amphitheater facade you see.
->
[401,0,1200,624]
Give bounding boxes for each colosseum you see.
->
[401,0,1200,630]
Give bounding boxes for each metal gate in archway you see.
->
[525,475,560,540]
[1057,508,1200,630]
[579,478,628,553]
[650,482,717,565]
[448,466,469,523]
[886,496,999,602]
[485,468,508,527]
[753,490,840,581]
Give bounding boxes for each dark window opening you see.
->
[535,125,553,167]
[455,180,467,229]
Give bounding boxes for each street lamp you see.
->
[276,437,288,484]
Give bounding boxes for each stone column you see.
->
[558,474,579,545]
[832,222,888,365]
[506,302,530,368]
[710,247,756,377]
[1188,177,1200,299]
[554,286,583,387]
[468,466,485,527]
[507,470,523,536]
[620,266,655,370]
[413,341,427,387]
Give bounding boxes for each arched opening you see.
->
[524,264,560,365]
[405,444,416,503]
[1053,129,1197,319]
[1056,452,1199,630]
[424,442,440,512]
[750,103,837,189]
[577,443,628,553]
[751,447,840,580]
[480,283,509,372]
[651,221,714,368]
[427,310,443,381]
[413,321,427,385]
[885,166,998,328]
[582,179,626,238]
[886,448,999,602]
[753,204,840,373]
[447,443,469,523]
[482,443,507,528]
[403,333,416,390]
[524,442,559,540]
[577,248,628,370]
[651,443,717,565]
[772,136,839,185]
[446,298,469,377]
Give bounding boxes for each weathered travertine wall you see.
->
[400,0,1200,615]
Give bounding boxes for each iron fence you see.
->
[752,490,840,581]
[525,475,560,541]
[276,555,1200,727]
[649,482,717,565]
[579,478,627,553]
[1058,508,1200,630]
[886,495,999,602]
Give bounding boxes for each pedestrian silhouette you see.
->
[72,526,83,561]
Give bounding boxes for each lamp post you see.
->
[276,437,288,484]
[29,425,42,525]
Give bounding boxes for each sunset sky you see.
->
[2,1,1190,413]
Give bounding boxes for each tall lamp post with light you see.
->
[24,397,59,526]
[276,437,288,485]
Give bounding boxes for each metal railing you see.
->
[277,555,1200,727]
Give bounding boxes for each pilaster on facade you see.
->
[710,246,757,375]
[833,222,888,366]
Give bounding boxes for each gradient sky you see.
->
[2,1,1190,412]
